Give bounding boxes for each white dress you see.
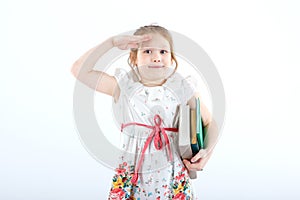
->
[108,69,198,200]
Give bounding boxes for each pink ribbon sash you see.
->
[121,114,178,184]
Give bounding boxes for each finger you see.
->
[127,43,139,49]
[184,159,203,171]
[199,156,210,169]
[195,152,213,170]
[182,159,195,171]
[191,149,207,163]
[129,35,152,42]
[140,34,152,41]
[191,158,208,171]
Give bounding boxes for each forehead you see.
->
[140,33,170,49]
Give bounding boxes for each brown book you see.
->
[190,109,200,155]
[173,104,197,179]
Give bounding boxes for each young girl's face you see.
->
[135,33,173,83]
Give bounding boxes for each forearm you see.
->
[204,119,219,153]
[71,37,114,77]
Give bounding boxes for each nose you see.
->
[152,51,161,63]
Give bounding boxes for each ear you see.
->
[133,61,137,67]
[130,51,139,65]
[171,58,175,65]
[133,58,138,67]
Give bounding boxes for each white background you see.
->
[1,0,300,199]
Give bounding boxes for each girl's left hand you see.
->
[183,149,212,171]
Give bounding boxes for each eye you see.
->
[160,49,169,54]
[143,49,152,54]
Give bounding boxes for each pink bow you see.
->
[121,114,178,184]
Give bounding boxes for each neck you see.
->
[140,78,167,87]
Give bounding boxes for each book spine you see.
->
[196,98,204,149]
[190,109,199,155]
[178,104,193,160]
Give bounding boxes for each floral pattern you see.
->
[108,135,195,199]
[109,70,197,199]
[109,162,137,200]
[109,162,194,199]
[171,166,193,200]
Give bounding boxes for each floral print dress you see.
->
[108,68,198,200]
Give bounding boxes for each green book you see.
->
[196,98,204,149]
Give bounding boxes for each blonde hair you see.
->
[128,25,178,78]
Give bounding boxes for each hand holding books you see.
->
[173,97,207,179]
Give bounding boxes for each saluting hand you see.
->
[112,35,152,50]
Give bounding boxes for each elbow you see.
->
[70,60,81,77]
[70,66,76,77]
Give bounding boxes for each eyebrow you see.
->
[138,46,171,50]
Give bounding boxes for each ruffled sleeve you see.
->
[114,68,129,91]
[181,75,198,103]
[112,68,143,123]
[112,68,131,123]
[165,72,198,104]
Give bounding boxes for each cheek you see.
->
[164,55,172,64]
[137,55,149,64]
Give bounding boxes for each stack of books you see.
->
[173,98,207,179]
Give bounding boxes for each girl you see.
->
[71,25,218,199]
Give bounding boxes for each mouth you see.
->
[148,65,164,69]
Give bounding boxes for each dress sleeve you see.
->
[114,68,129,91]
[182,75,198,102]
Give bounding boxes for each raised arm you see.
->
[70,37,118,97]
[70,35,151,100]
